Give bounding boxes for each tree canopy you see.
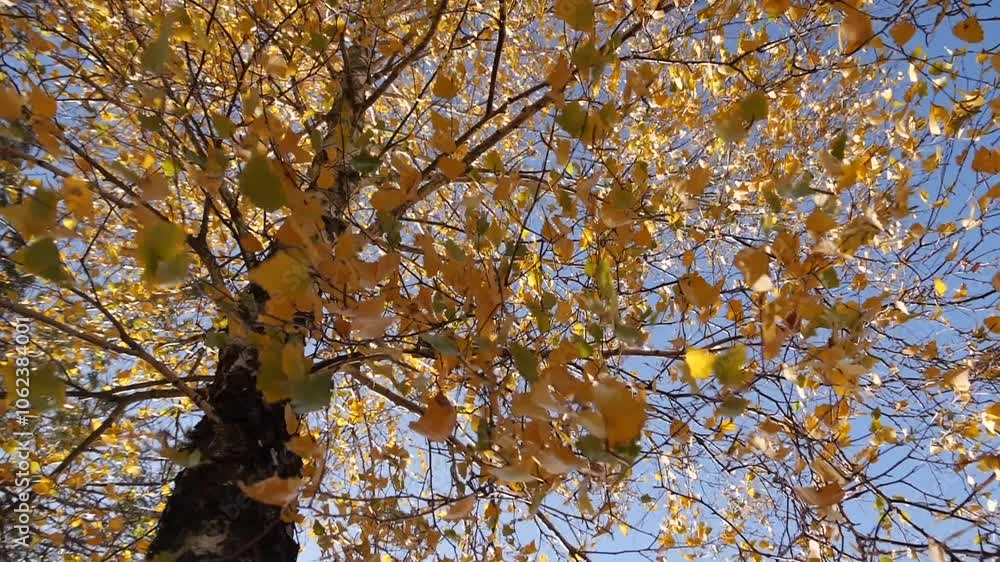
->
[1,0,999,561]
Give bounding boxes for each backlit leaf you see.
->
[410,393,457,442]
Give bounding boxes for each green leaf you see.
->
[820,267,840,289]
[13,238,71,284]
[571,40,609,76]
[290,373,332,414]
[717,395,748,418]
[308,31,330,52]
[351,151,381,174]
[613,322,643,344]
[140,12,179,73]
[575,434,612,462]
[138,220,189,286]
[509,343,539,383]
[830,131,848,161]
[138,113,164,131]
[422,333,460,356]
[204,330,229,349]
[713,344,750,387]
[30,362,66,412]
[211,113,236,138]
[556,102,587,139]
[740,91,769,123]
[239,152,285,211]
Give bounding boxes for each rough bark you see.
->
[147,332,302,561]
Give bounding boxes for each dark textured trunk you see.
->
[148,339,302,562]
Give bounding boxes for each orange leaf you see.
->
[238,475,302,506]
[438,156,466,180]
[410,393,457,442]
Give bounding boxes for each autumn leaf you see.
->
[239,152,286,211]
[0,87,24,120]
[934,278,947,298]
[554,0,595,32]
[238,476,302,506]
[839,6,873,54]
[62,177,93,218]
[13,238,71,284]
[953,16,984,43]
[795,483,845,507]
[141,11,179,72]
[137,218,189,286]
[593,378,646,448]
[249,251,311,301]
[0,189,59,239]
[432,69,462,99]
[685,348,715,380]
[761,0,791,17]
[972,147,999,174]
[438,156,466,180]
[890,21,916,46]
[410,393,457,442]
[442,495,477,521]
[714,345,750,387]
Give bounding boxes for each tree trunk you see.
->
[149,38,368,562]
[148,338,302,562]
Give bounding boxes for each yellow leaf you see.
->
[734,247,772,292]
[805,209,838,235]
[761,0,791,17]
[678,273,719,308]
[13,238,71,284]
[934,278,947,297]
[839,6,873,54]
[0,87,24,120]
[953,16,984,43]
[286,434,319,458]
[239,152,286,211]
[928,539,947,562]
[371,188,410,212]
[438,156,466,180]
[62,177,94,219]
[684,165,712,196]
[0,189,59,239]
[410,393,457,442]
[554,0,595,31]
[795,483,844,507]
[593,378,647,447]
[432,69,462,99]
[982,403,1000,434]
[238,475,302,506]
[685,348,715,380]
[490,462,538,483]
[984,316,1000,334]
[442,495,477,520]
[546,55,573,92]
[928,104,947,135]
[28,87,57,120]
[249,251,311,301]
[890,21,916,46]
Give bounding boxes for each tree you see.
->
[1,0,998,560]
